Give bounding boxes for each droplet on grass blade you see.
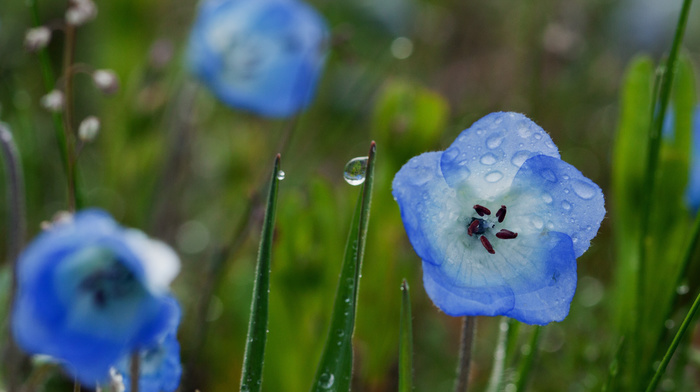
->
[343,157,368,185]
[276,170,286,180]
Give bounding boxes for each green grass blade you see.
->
[310,141,376,392]
[239,154,281,392]
[514,326,542,392]
[399,280,413,392]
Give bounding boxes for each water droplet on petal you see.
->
[542,193,553,204]
[484,171,503,183]
[518,127,532,138]
[563,175,569,180]
[572,180,596,200]
[344,157,368,186]
[319,373,335,389]
[531,216,544,229]
[561,200,571,210]
[534,133,542,140]
[480,153,498,165]
[511,151,530,167]
[546,221,554,230]
[443,147,459,162]
[276,170,286,180]
[486,133,505,149]
[540,169,557,182]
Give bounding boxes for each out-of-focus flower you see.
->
[78,116,100,141]
[40,90,65,112]
[24,26,52,52]
[12,209,181,386]
[686,106,700,210]
[187,0,329,118]
[116,298,182,392]
[66,0,98,26]
[92,69,120,95]
[392,112,605,325]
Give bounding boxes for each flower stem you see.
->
[130,351,140,392]
[62,23,78,212]
[454,316,476,392]
[484,318,509,392]
[0,125,26,392]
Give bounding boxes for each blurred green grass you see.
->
[1,0,700,391]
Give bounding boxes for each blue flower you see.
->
[187,0,329,118]
[116,297,182,392]
[392,112,605,325]
[686,106,700,210]
[12,209,181,386]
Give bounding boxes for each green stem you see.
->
[62,23,78,211]
[454,316,476,392]
[514,326,542,392]
[398,280,414,392]
[485,318,509,392]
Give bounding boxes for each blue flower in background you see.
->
[12,209,181,386]
[392,112,605,325]
[686,106,700,210]
[187,0,328,118]
[117,297,182,392]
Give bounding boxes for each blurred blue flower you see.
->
[187,0,329,118]
[686,106,700,210]
[117,297,182,392]
[392,112,605,325]
[12,209,181,386]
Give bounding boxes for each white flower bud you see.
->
[65,0,97,26]
[109,368,125,392]
[78,116,100,141]
[92,69,120,95]
[40,90,64,112]
[24,27,52,52]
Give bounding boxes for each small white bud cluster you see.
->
[24,27,52,52]
[78,116,100,142]
[109,368,126,392]
[66,0,97,26]
[92,69,120,95]
[40,90,65,112]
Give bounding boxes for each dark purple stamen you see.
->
[495,205,507,223]
[496,229,518,239]
[468,220,480,236]
[480,236,495,254]
[473,204,491,216]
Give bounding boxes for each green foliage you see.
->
[398,280,413,392]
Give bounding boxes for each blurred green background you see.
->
[1,0,700,391]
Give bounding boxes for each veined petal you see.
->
[392,151,466,266]
[422,231,577,325]
[506,155,605,257]
[440,112,560,200]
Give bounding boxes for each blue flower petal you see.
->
[187,0,328,117]
[12,209,180,386]
[422,231,577,325]
[685,106,700,211]
[440,112,560,199]
[506,155,606,257]
[392,151,465,267]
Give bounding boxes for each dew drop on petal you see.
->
[531,216,544,229]
[561,200,571,210]
[480,153,498,165]
[486,133,505,149]
[534,133,542,140]
[546,221,554,230]
[518,127,532,138]
[542,192,553,204]
[572,180,596,200]
[343,157,368,186]
[540,169,557,182]
[484,171,503,183]
[276,170,286,180]
[443,147,459,162]
[511,150,530,167]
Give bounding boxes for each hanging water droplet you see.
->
[343,156,368,186]
[479,153,498,165]
[677,285,689,295]
[561,200,571,210]
[572,180,596,200]
[484,171,503,183]
[486,133,505,149]
[276,170,286,180]
[318,373,335,389]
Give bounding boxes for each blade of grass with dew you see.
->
[310,142,376,392]
[399,280,413,392]
[603,337,626,392]
[239,154,281,392]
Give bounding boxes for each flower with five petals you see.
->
[392,112,605,325]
